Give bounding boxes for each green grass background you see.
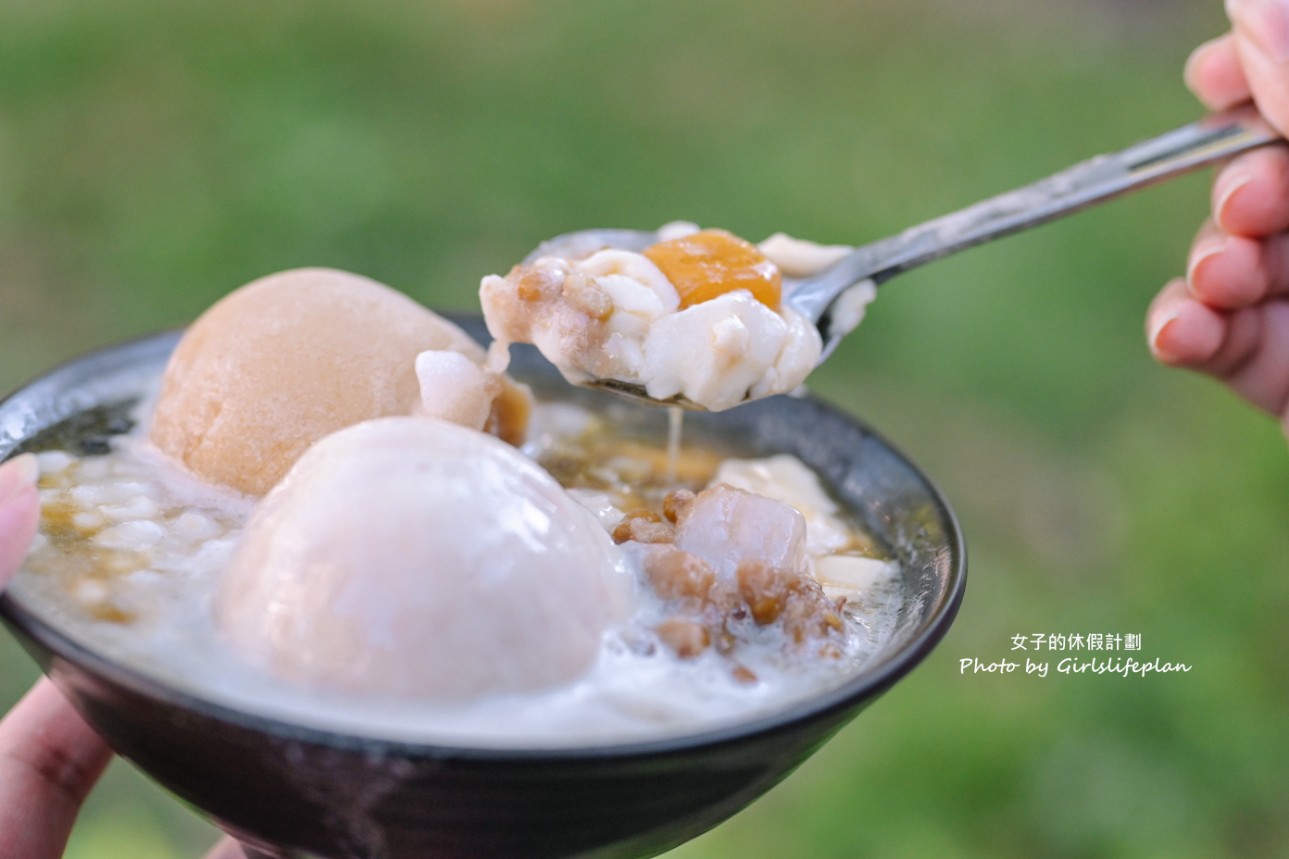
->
[1,1,1286,856]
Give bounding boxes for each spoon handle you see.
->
[797,106,1282,322]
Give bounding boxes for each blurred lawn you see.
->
[2,1,1287,857]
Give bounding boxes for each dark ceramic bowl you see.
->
[0,320,965,859]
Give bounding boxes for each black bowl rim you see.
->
[0,327,966,763]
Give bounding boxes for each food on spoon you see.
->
[150,267,530,496]
[480,223,841,411]
[215,417,627,699]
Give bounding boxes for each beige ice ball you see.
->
[150,267,528,497]
[214,417,629,700]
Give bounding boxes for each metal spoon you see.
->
[525,106,1281,410]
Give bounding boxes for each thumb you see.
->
[1226,0,1289,135]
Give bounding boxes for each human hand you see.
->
[1147,0,1289,435]
[0,456,243,859]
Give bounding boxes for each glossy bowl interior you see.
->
[0,319,965,859]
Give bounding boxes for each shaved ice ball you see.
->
[214,417,629,700]
[150,268,528,496]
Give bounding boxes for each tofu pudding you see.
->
[10,267,902,747]
[481,222,869,411]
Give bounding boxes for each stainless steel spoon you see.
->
[524,106,1281,410]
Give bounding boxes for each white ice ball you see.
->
[215,417,628,700]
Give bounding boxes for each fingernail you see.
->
[1148,310,1181,359]
[1188,239,1227,283]
[0,454,39,501]
[1214,171,1252,221]
[1227,0,1289,64]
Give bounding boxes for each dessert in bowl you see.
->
[0,263,963,859]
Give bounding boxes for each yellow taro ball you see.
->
[150,267,493,496]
